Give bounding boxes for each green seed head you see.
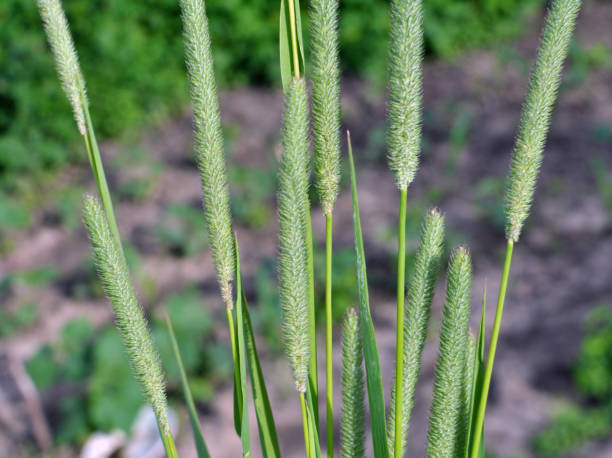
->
[36,0,87,135]
[387,0,424,190]
[310,0,341,215]
[387,208,445,456]
[180,0,235,308]
[505,0,581,242]
[427,246,472,457]
[341,308,365,458]
[82,195,170,436]
[278,78,311,393]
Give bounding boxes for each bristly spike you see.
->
[179,0,235,309]
[387,208,445,456]
[82,195,170,436]
[341,308,365,458]
[310,0,341,215]
[36,0,87,135]
[278,77,311,393]
[387,0,424,190]
[427,246,472,457]
[505,0,581,242]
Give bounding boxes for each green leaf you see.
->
[242,290,282,457]
[347,132,389,458]
[228,307,243,437]
[234,238,251,457]
[166,314,210,458]
[279,0,305,91]
[307,396,323,458]
[467,286,487,458]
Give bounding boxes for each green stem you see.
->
[301,392,312,458]
[470,239,514,458]
[306,207,319,428]
[325,212,334,457]
[161,433,179,458]
[82,103,121,250]
[393,187,408,458]
[287,0,300,78]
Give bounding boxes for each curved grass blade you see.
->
[347,131,389,458]
[165,314,211,458]
[228,307,242,436]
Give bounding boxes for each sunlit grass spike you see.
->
[387,0,424,190]
[278,77,311,393]
[341,308,365,458]
[179,0,235,309]
[427,246,472,457]
[387,208,444,456]
[36,0,87,135]
[505,0,581,242]
[82,194,171,438]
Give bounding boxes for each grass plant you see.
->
[37,0,582,456]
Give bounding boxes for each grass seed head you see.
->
[36,0,87,135]
[179,0,235,308]
[82,194,170,436]
[311,0,341,215]
[505,0,581,242]
[278,77,311,392]
[387,0,424,190]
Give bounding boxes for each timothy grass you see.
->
[37,0,582,456]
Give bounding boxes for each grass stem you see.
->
[287,0,301,78]
[325,212,334,456]
[470,239,514,458]
[393,187,408,457]
[301,392,312,458]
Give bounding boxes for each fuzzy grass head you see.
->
[427,246,472,457]
[82,194,170,436]
[278,77,311,392]
[505,0,581,242]
[310,0,341,215]
[36,0,87,135]
[387,208,445,456]
[387,0,424,190]
[179,0,236,308]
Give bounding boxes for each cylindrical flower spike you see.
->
[505,0,581,242]
[427,246,472,457]
[310,0,341,215]
[82,195,170,437]
[387,0,424,190]
[179,0,235,309]
[341,308,365,458]
[278,78,311,393]
[36,0,87,135]
[387,208,445,456]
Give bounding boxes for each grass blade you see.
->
[165,314,211,458]
[347,131,389,458]
[234,237,251,457]
[242,289,282,457]
[467,287,487,458]
[227,307,243,436]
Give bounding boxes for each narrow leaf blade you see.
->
[165,314,211,458]
[347,132,389,458]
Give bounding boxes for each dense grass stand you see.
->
[37,0,581,456]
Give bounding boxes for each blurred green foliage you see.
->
[533,305,612,456]
[1,0,542,200]
[26,288,231,445]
